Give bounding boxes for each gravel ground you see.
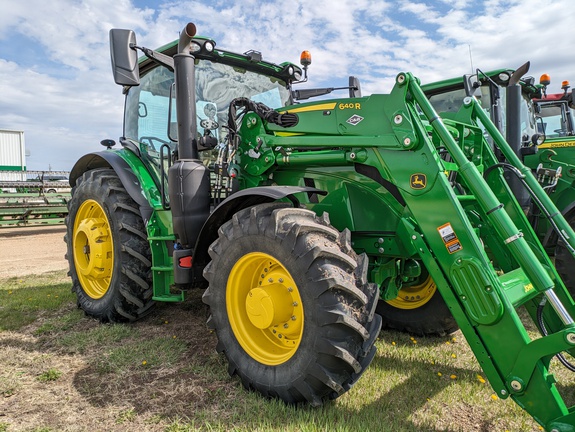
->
[0,225,68,278]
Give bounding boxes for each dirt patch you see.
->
[0,225,68,278]
[0,227,244,430]
[0,290,241,432]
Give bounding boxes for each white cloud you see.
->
[0,0,573,170]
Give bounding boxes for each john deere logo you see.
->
[410,174,427,189]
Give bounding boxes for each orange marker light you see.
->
[562,80,570,89]
[300,50,312,67]
[540,73,551,86]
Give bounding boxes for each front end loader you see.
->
[65,22,575,430]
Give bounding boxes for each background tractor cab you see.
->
[535,74,575,138]
[422,63,544,210]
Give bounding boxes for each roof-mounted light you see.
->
[562,80,570,90]
[540,73,551,86]
[300,50,312,67]
[205,41,214,52]
[190,42,201,53]
[498,72,511,82]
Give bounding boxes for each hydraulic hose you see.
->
[484,162,575,255]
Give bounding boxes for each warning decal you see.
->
[437,222,463,254]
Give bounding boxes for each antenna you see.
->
[468,44,474,74]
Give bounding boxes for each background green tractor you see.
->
[65,22,575,429]
[422,66,575,296]
[535,74,575,140]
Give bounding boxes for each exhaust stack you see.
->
[169,23,211,276]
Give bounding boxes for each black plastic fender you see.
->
[69,152,154,223]
[191,186,326,282]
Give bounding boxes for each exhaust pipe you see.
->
[169,23,211,274]
[174,22,199,160]
[178,22,197,53]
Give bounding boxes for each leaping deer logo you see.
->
[410,174,427,189]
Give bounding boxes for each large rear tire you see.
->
[376,268,457,336]
[202,203,381,405]
[65,168,155,322]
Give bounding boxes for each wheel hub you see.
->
[387,274,436,309]
[227,252,304,365]
[246,284,294,329]
[72,200,114,299]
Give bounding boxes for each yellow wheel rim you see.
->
[226,252,304,366]
[386,275,436,309]
[72,199,114,299]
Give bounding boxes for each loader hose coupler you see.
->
[228,98,299,131]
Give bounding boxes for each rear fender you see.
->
[70,151,154,223]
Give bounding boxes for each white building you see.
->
[0,129,26,182]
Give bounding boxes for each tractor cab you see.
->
[422,66,543,150]
[115,36,297,203]
[534,75,575,138]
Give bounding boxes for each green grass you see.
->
[0,271,75,331]
[37,368,62,382]
[97,336,188,374]
[57,322,134,354]
[0,271,565,431]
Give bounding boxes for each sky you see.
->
[0,0,573,171]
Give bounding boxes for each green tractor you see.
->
[66,22,575,429]
[535,74,575,140]
[422,66,575,296]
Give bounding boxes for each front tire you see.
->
[65,168,155,322]
[202,203,381,405]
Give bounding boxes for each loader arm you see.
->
[238,71,575,430]
[400,72,575,431]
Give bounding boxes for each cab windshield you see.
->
[123,58,290,184]
[538,102,574,138]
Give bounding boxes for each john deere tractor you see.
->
[423,66,575,300]
[535,75,575,139]
[66,22,575,430]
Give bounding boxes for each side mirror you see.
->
[463,74,481,97]
[109,29,140,86]
[349,76,362,98]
